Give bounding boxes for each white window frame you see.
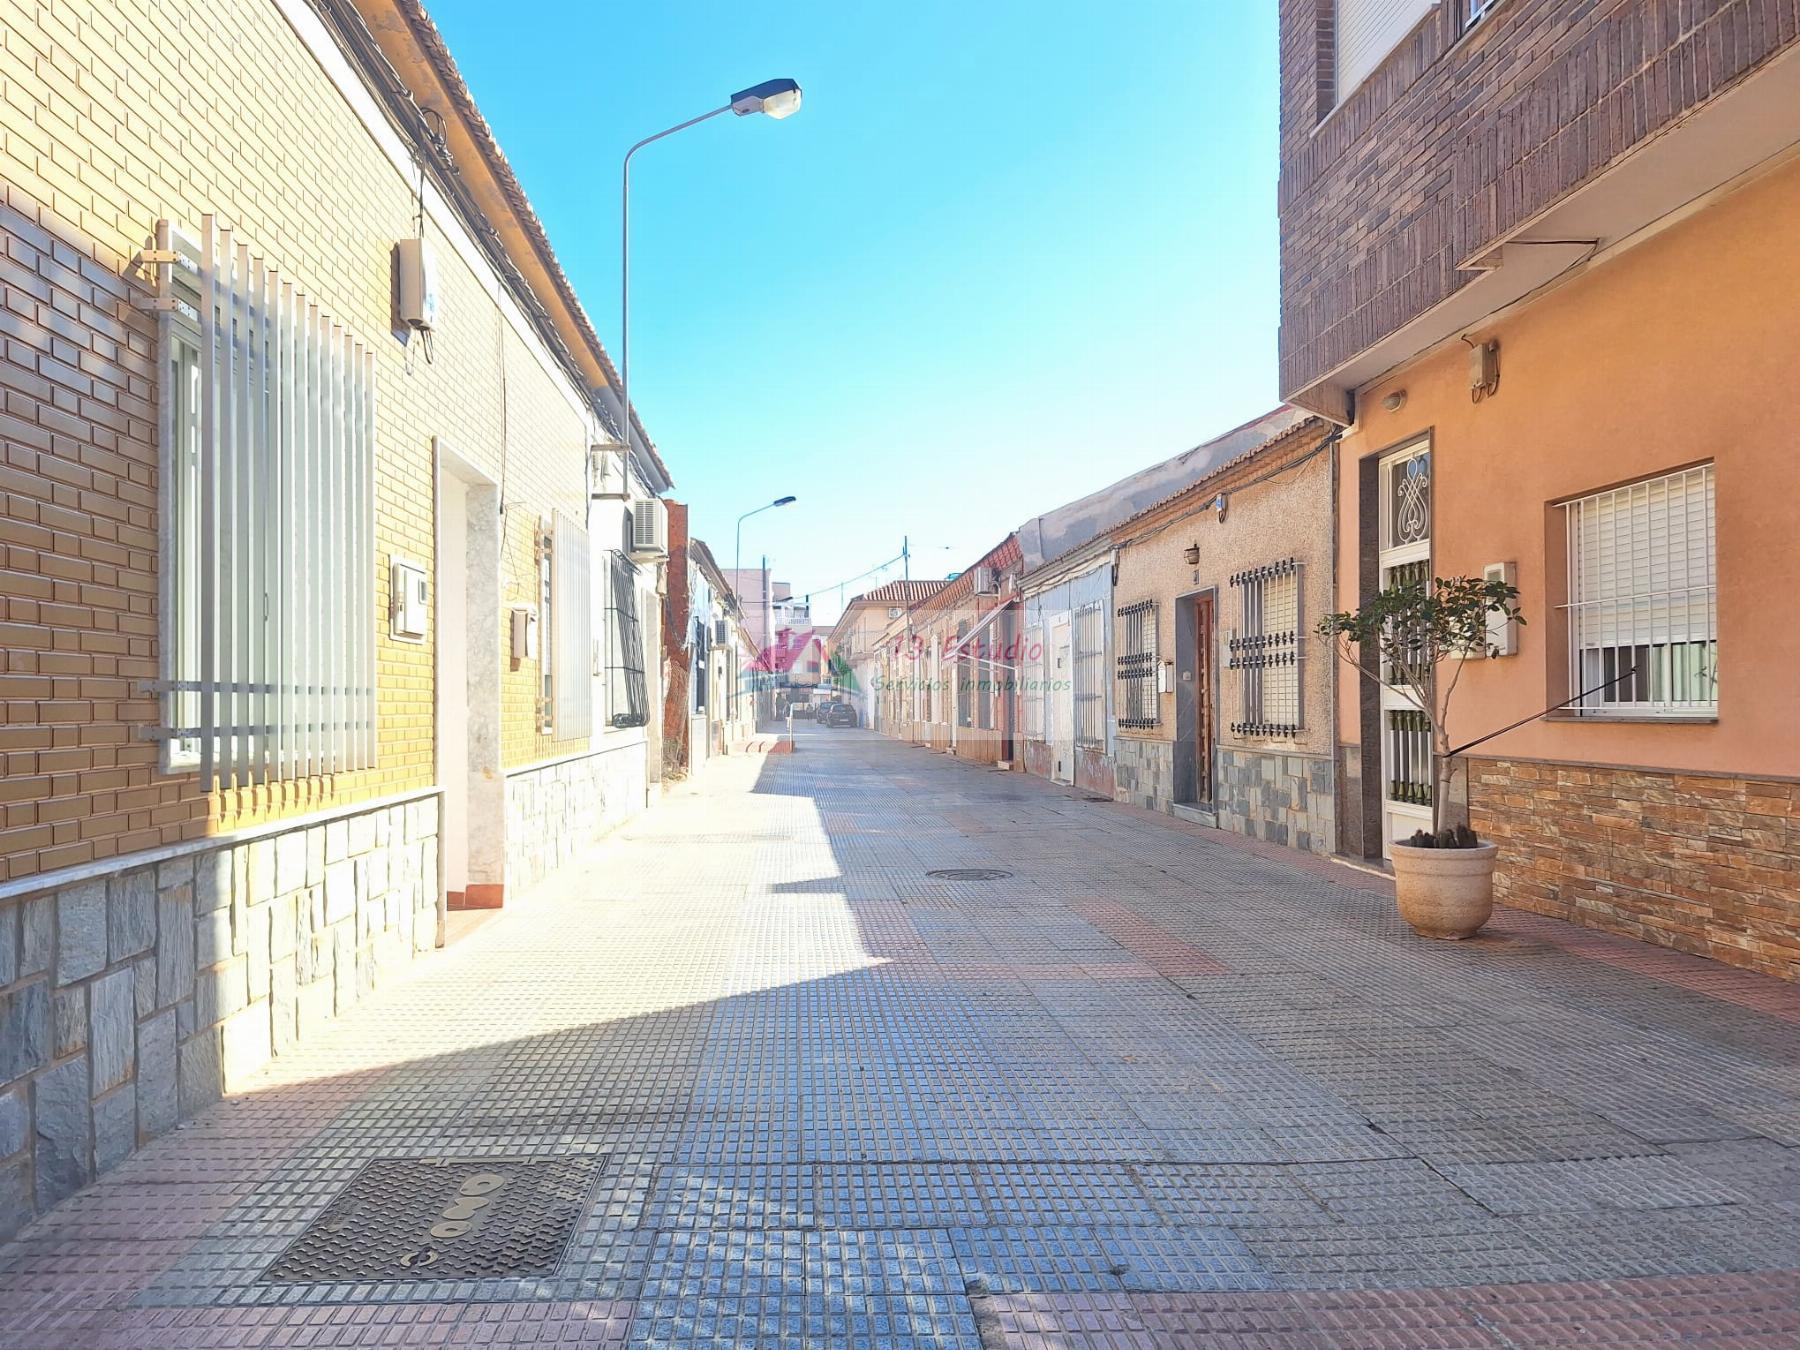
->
[1559,464,1717,719]
[550,510,593,740]
[1377,440,1433,852]
[1020,624,1045,740]
[1072,600,1106,748]
[153,217,376,790]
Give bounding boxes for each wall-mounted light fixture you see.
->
[1183,542,1200,565]
[1382,389,1407,412]
[1214,492,1229,523]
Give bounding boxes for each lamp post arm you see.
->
[619,103,732,457]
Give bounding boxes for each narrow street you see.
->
[4,730,1800,1347]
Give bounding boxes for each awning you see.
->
[949,599,1016,662]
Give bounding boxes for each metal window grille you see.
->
[1561,464,1717,716]
[1380,558,1430,687]
[1386,708,1432,804]
[605,551,649,728]
[955,621,973,727]
[1020,625,1044,739]
[1115,599,1158,729]
[1072,604,1101,745]
[1229,559,1302,738]
[551,511,592,739]
[1073,601,1105,747]
[151,218,375,791]
[691,615,709,713]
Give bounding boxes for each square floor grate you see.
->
[261,1154,606,1283]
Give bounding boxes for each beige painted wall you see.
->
[1114,445,1336,762]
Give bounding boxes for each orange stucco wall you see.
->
[1334,153,1800,781]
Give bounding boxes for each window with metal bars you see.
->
[1073,602,1106,746]
[1115,599,1158,729]
[1229,559,1302,738]
[956,620,973,727]
[605,551,649,728]
[1560,464,1716,717]
[691,615,709,714]
[153,218,375,791]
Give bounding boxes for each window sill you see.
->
[1544,711,1718,726]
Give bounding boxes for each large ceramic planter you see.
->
[1389,841,1498,939]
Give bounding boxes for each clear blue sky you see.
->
[429,1,1281,623]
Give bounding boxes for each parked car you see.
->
[786,698,814,720]
[823,702,859,728]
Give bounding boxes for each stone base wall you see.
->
[1115,737,1176,811]
[951,728,1006,765]
[505,741,647,892]
[0,794,440,1240]
[1216,748,1335,856]
[1470,758,1800,981]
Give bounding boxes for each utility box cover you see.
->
[390,557,428,639]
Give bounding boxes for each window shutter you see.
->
[552,511,592,740]
[1571,467,1715,647]
[1337,0,1436,101]
[1563,464,1716,714]
[158,217,376,791]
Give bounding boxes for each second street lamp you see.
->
[615,80,803,455]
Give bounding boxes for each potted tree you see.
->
[1318,574,1523,940]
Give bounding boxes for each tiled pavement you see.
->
[5,730,1800,1346]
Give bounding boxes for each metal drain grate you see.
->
[260,1154,605,1284]
[926,868,1014,881]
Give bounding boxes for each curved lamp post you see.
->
[733,494,797,718]
[616,79,803,453]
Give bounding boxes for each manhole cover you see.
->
[260,1154,604,1284]
[926,868,1014,881]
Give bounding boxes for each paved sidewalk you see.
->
[5,730,1800,1346]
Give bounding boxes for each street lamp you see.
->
[733,494,797,721]
[616,79,804,455]
[736,494,799,609]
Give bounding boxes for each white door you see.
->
[1050,617,1074,783]
[1377,441,1433,855]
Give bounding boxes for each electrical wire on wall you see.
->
[405,150,434,369]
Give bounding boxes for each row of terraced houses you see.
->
[0,0,767,1235]
[831,0,1800,990]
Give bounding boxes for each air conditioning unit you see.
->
[887,606,904,620]
[589,444,628,499]
[629,497,668,562]
[713,618,730,645]
[972,565,999,595]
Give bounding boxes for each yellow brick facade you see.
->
[0,0,596,884]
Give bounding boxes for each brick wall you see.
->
[1278,0,1800,400]
[1470,757,1800,981]
[0,0,596,885]
[0,793,439,1239]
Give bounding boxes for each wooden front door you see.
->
[1194,592,1215,805]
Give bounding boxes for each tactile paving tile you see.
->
[1435,1154,1753,1215]
[9,731,1800,1338]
